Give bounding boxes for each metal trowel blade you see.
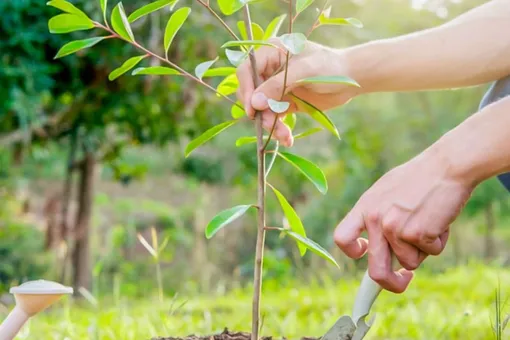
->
[321,315,356,340]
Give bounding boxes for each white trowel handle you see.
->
[351,254,399,324]
[0,306,29,340]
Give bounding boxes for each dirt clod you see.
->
[151,328,321,340]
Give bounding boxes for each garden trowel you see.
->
[322,255,399,340]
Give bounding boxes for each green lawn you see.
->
[10,263,510,340]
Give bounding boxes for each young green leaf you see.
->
[54,37,107,59]
[263,14,287,40]
[278,152,327,194]
[319,7,363,28]
[217,0,244,16]
[164,7,191,57]
[268,99,290,114]
[195,57,219,80]
[292,95,340,139]
[283,230,339,268]
[279,33,307,55]
[283,113,296,130]
[132,66,180,76]
[185,120,238,157]
[48,14,94,34]
[268,183,307,255]
[296,76,360,87]
[47,0,89,18]
[111,2,135,42]
[294,127,322,140]
[237,21,265,41]
[225,49,248,67]
[109,55,147,81]
[202,67,236,78]
[217,73,239,97]
[205,205,253,239]
[222,40,279,49]
[128,0,176,23]
[235,136,257,147]
[231,101,245,119]
[296,0,314,14]
[100,0,107,20]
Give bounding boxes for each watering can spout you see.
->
[0,280,72,340]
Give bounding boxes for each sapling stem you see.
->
[196,0,241,41]
[241,5,266,340]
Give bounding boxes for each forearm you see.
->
[431,96,510,187]
[345,0,510,94]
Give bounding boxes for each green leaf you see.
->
[237,21,265,41]
[264,14,287,40]
[205,205,253,239]
[111,2,135,42]
[268,99,290,114]
[195,57,219,80]
[283,113,296,130]
[292,95,340,139]
[225,49,248,67]
[283,230,339,267]
[235,136,257,147]
[279,33,307,55]
[296,76,360,87]
[217,73,239,97]
[222,40,278,49]
[278,152,327,194]
[47,0,89,18]
[203,67,236,78]
[268,183,307,255]
[231,101,245,119]
[128,0,176,23]
[294,127,322,140]
[132,66,180,76]
[54,37,107,59]
[100,0,107,19]
[319,7,363,28]
[185,120,238,157]
[296,0,314,14]
[164,7,191,57]
[109,55,147,81]
[48,14,95,34]
[217,0,244,15]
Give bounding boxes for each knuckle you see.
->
[401,258,419,271]
[381,216,398,234]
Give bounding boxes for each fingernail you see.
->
[252,92,268,110]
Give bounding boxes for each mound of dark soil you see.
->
[151,328,322,340]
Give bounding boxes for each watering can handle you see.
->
[0,306,29,340]
[351,253,399,324]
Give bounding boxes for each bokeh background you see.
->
[1,0,509,339]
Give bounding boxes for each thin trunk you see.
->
[72,152,96,294]
[59,130,78,284]
[484,202,496,260]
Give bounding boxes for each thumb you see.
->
[251,61,311,111]
[333,209,368,259]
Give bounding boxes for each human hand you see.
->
[235,39,362,147]
[333,147,474,293]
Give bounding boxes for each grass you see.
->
[7,262,510,340]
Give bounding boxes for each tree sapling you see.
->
[46,0,363,338]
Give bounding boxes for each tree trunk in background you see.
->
[72,152,96,294]
[484,202,496,260]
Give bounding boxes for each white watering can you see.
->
[0,280,73,340]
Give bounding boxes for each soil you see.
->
[151,328,322,340]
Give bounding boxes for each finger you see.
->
[381,207,424,270]
[366,214,414,294]
[400,224,445,256]
[261,112,294,147]
[334,209,368,259]
[237,43,286,119]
